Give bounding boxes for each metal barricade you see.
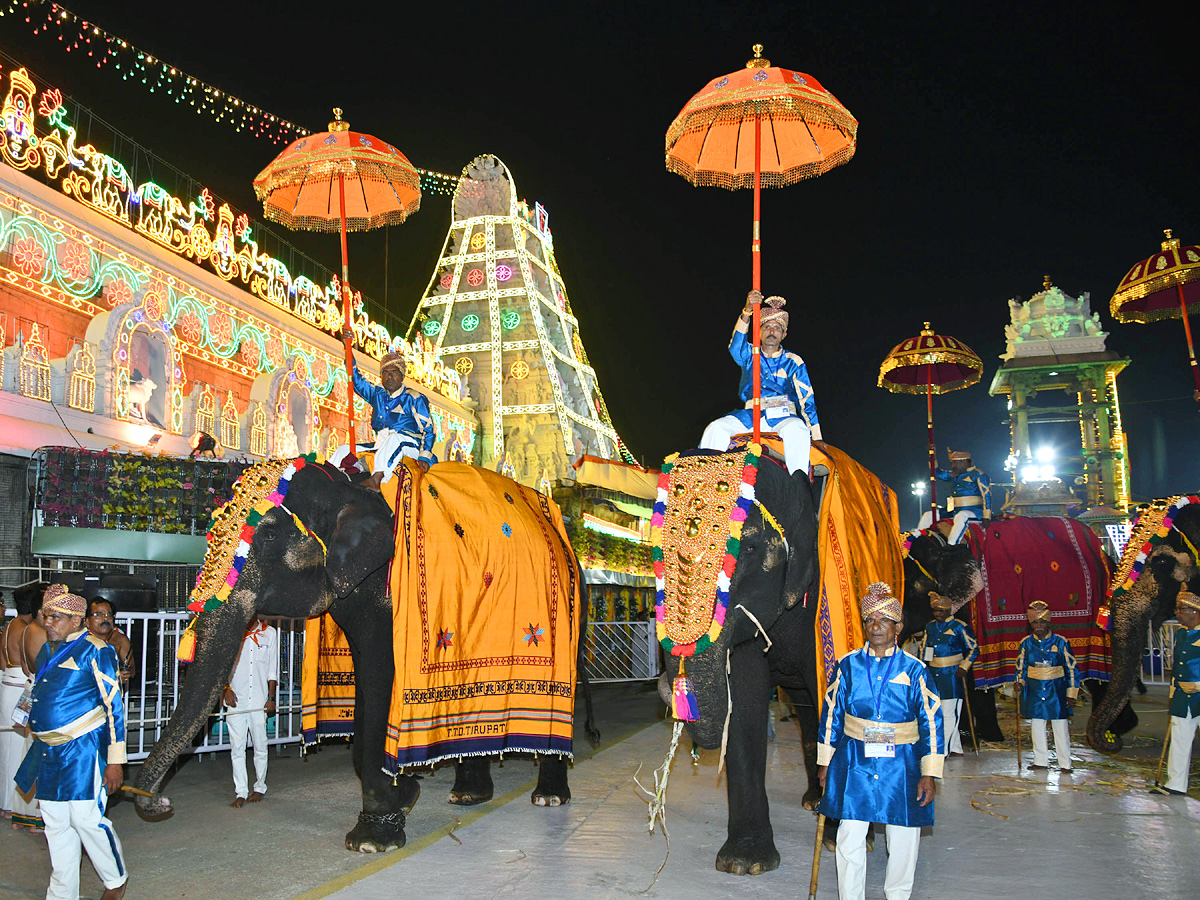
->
[583,620,660,682]
[1142,619,1180,686]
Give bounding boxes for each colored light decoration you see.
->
[495,264,513,282]
[249,404,268,456]
[501,310,521,330]
[422,319,441,336]
[220,392,240,450]
[67,341,96,411]
[461,313,480,332]
[582,512,643,542]
[455,357,474,376]
[469,232,485,250]
[466,268,484,287]
[18,323,52,401]
[510,360,530,380]
[194,384,217,436]
[439,272,454,289]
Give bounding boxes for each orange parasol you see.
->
[666,45,857,443]
[879,323,983,523]
[1110,229,1200,410]
[253,109,421,448]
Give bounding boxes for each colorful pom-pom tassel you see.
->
[1095,605,1111,631]
[672,658,700,722]
[176,621,197,663]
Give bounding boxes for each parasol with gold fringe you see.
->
[665,44,857,443]
[879,323,983,523]
[1110,229,1200,410]
[253,109,421,448]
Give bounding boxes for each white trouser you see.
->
[370,429,422,484]
[1165,709,1197,793]
[40,785,127,899]
[699,411,811,475]
[942,698,963,754]
[1030,718,1072,769]
[835,818,921,900]
[916,509,979,543]
[227,708,269,798]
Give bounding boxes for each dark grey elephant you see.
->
[1088,502,1199,752]
[134,458,595,852]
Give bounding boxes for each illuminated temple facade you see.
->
[0,61,474,465]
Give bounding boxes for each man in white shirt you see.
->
[222,617,279,808]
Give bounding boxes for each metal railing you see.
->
[1143,619,1181,686]
[3,612,659,761]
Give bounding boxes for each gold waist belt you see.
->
[1028,666,1064,680]
[844,714,919,745]
[34,707,105,746]
[1176,680,1200,694]
[931,653,964,668]
[951,496,983,507]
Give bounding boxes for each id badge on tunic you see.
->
[11,684,32,727]
[924,645,934,662]
[864,742,896,758]
[863,724,896,757]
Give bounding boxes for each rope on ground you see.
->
[633,719,686,893]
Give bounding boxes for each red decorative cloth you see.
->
[963,517,1112,687]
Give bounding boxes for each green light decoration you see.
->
[501,310,521,330]
[461,314,480,333]
[422,319,441,336]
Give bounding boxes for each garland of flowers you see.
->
[187,453,324,614]
[1108,495,1199,604]
[651,445,762,658]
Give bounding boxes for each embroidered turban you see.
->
[861,581,902,623]
[929,591,953,611]
[1026,600,1051,623]
[380,351,405,374]
[948,450,972,461]
[760,295,788,331]
[42,583,86,617]
[1177,587,1200,613]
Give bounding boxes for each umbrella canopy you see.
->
[1110,229,1200,323]
[879,323,983,394]
[879,323,982,525]
[665,46,858,190]
[252,109,421,231]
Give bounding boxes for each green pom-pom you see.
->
[695,635,712,654]
[652,547,663,561]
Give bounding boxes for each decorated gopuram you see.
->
[990,277,1131,522]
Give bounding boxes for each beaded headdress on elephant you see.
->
[1109,495,1200,605]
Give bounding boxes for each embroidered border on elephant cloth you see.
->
[383,461,580,772]
[301,614,356,747]
[964,516,1112,687]
[651,445,762,658]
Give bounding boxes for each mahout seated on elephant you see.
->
[1088,496,1200,752]
[134,455,597,853]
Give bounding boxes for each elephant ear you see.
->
[325,494,396,598]
[782,469,820,609]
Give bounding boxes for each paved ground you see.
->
[3,682,1199,899]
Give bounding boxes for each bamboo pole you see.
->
[808,814,826,899]
[960,671,979,753]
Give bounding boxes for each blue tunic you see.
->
[1016,632,1078,720]
[724,316,820,436]
[817,645,944,827]
[934,466,991,517]
[919,617,980,700]
[351,364,435,465]
[15,630,126,802]
[1169,627,1200,718]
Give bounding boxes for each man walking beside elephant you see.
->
[919,592,980,756]
[1014,600,1077,771]
[1157,588,1200,795]
[818,582,944,900]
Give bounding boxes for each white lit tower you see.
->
[407,154,634,486]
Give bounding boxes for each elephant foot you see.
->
[1086,729,1123,754]
[450,758,494,805]
[977,726,1005,743]
[345,810,406,853]
[801,785,822,811]
[531,790,570,807]
[715,832,780,876]
[532,755,570,807]
[448,787,494,805]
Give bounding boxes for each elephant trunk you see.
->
[1087,598,1150,754]
[134,597,255,819]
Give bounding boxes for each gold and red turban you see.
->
[861,581,902,623]
[761,295,788,331]
[1177,588,1200,613]
[929,591,953,611]
[380,351,405,374]
[1026,600,1052,623]
[42,583,86,617]
[948,450,972,461]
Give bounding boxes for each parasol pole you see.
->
[1175,283,1200,410]
[926,365,938,523]
[751,102,763,444]
[337,172,356,452]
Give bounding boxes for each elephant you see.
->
[134,457,596,852]
[1087,500,1200,752]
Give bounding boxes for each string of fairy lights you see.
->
[0,0,459,196]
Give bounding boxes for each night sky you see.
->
[5,2,1198,525]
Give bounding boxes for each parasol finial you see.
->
[746,44,770,69]
[921,321,933,336]
[1163,228,1180,251]
[328,107,350,133]
[1043,274,1053,290]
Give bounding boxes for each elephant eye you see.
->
[259,526,276,542]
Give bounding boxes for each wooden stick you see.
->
[1154,718,1172,788]
[119,784,155,798]
[809,813,826,900]
[960,671,979,753]
[1014,684,1023,771]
